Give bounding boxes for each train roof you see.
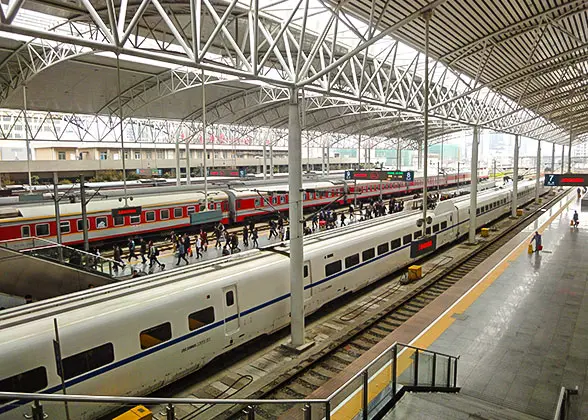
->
[0,190,228,221]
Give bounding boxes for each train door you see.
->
[304,261,312,301]
[222,285,240,338]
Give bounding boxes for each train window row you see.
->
[476,198,508,216]
[0,305,218,394]
[21,204,225,238]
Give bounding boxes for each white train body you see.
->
[0,180,539,419]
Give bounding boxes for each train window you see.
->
[441,221,448,229]
[426,227,431,235]
[391,238,401,249]
[414,231,422,240]
[254,198,261,207]
[476,208,481,215]
[403,234,412,245]
[187,206,195,215]
[199,204,205,211]
[0,366,48,393]
[362,248,375,261]
[60,221,71,234]
[226,291,235,306]
[60,343,114,380]
[96,217,107,229]
[433,224,440,233]
[325,260,342,276]
[208,203,214,210]
[377,243,389,255]
[272,197,278,205]
[145,211,155,222]
[345,254,360,268]
[35,223,49,236]
[140,323,172,350]
[113,215,124,226]
[304,265,309,278]
[160,209,170,220]
[21,226,30,238]
[280,196,285,204]
[188,307,215,331]
[130,215,140,224]
[174,208,183,218]
[77,219,89,231]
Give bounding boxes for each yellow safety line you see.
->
[331,193,574,420]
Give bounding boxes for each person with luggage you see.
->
[573,210,579,228]
[529,231,542,253]
[127,238,138,262]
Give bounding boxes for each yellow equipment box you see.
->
[516,209,523,216]
[408,265,422,281]
[481,228,489,237]
[113,406,152,420]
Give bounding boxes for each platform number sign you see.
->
[543,174,588,186]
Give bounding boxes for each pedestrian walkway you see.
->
[388,191,588,418]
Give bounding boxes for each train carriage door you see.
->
[304,261,312,301]
[222,285,240,337]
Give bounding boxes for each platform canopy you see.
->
[0,0,584,148]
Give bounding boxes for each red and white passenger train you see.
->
[0,171,487,245]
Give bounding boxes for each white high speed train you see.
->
[0,180,541,419]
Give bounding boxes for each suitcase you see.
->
[528,244,533,254]
[538,245,543,251]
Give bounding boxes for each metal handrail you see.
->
[0,341,459,420]
[553,386,578,420]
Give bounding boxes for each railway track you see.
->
[215,190,569,420]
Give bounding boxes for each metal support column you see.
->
[511,135,520,218]
[568,131,573,173]
[116,55,128,206]
[23,85,32,189]
[175,140,181,186]
[202,67,208,208]
[53,172,62,246]
[551,142,555,173]
[262,145,267,179]
[397,145,401,170]
[421,10,432,236]
[417,141,422,170]
[535,140,541,203]
[288,88,305,349]
[561,144,565,174]
[80,174,89,252]
[326,143,330,175]
[270,144,274,179]
[469,127,479,244]
[322,145,325,176]
[185,142,191,185]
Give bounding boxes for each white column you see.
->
[469,127,479,244]
[397,145,401,170]
[561,144,565,174]
[326,143,330,175]
[422,10,431,236]
[551,142,555,173]
[568,131,573,173]
[288,89,305,349]
[270,144,274,179]
[511,134,520,218]
[202,68,208,208]
[321,145,325,176]
[262,145,267,179]
[175,139,181,186]
[535,139,541,203]
[185,142,191,185]
[23,85,32,189]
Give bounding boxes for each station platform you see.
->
[383,191,587,418]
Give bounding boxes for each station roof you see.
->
[0,0,585,147]
[340,0,588,142]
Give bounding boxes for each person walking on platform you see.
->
[230,233,240,253]
[195,235,203,259]
[573,210,579,228]
[148,241,164,270]
[340,213,347,227]
[176,238,189,265]
[139,238,147,264]
[252,228,259,248]
[285,227,290,241]
[200,230,208,251]
[530,231,542,253]
[243,226,249,247]
[214,222,225,248]
[269,220,278,239]
[183,233,192,258]
[113,245,126,273]
[127,238,138,262]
